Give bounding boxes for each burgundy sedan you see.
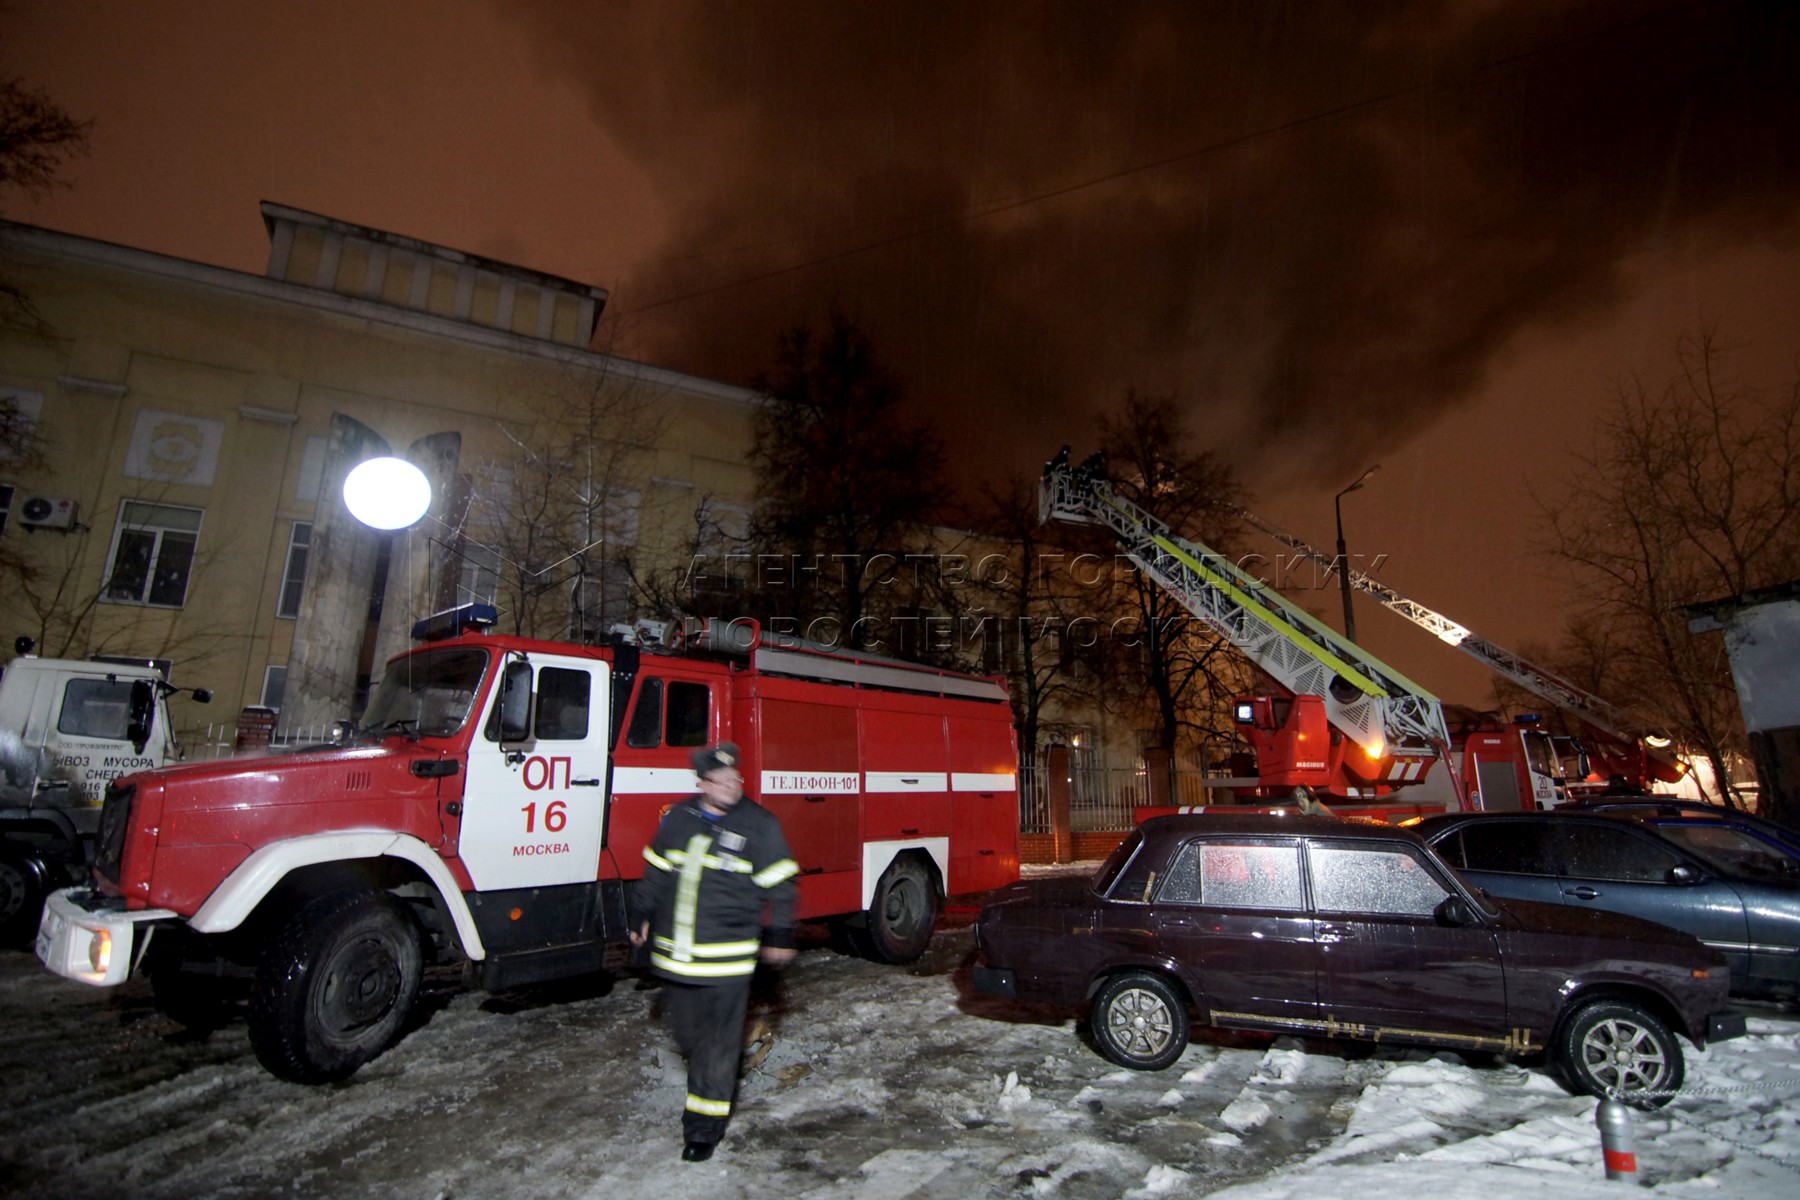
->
[972,813,1743,1106]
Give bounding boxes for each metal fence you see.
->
[177,721,339,762]
[1020,756,1219,834]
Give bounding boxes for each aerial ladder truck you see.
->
[1226,505,1690,807]
[1040,452,1473,814]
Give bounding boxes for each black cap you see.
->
[691,742,742,777]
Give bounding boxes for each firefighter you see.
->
[629,741,799,1162]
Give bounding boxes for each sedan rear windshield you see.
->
[1093,830,1148,899]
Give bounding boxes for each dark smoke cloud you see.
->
[504,0,1800,487]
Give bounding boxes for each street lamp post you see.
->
[1334,465,1381,643]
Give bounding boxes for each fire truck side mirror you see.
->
[497,660,533,743]
[127,679,156,755]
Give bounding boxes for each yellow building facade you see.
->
[0,204,759,739]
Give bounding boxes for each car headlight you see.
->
[87,928,112,975]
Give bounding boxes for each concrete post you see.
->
[284,414,391,730]
[1143,747,1172,810]
[368,432,464,671]
[1046,743,1073,864]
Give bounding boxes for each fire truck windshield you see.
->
[361,647,490,738]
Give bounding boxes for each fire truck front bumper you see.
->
[36,888,175,986]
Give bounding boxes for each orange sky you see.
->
[10,0,1799,705]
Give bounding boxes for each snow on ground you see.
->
[1,884,1797,1199]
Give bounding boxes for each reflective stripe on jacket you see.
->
[633,795,799,983]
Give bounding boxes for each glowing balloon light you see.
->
[343,457,432,530]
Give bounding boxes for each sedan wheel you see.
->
[1092,971,1189,1071]
[1556,1000,1683,1108]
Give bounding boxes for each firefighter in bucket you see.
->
[630,742,800,1162]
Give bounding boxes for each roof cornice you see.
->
[0,218,761,408]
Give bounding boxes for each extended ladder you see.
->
[1040,458,1451,767]
[1227,505,1683,777]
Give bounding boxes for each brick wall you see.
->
[1019,830,1129,865]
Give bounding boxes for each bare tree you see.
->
[455,364,668,642]
[0,471,240,701]
[5,515,103,655]
[1,79,91,339]
[749,309,946,652]
[1096,392,1254,756]
[1544,331,1800,812]
[964,474,1114,762]
[1,79,87,605]
[0,79,90,198]
[627,489,753,629]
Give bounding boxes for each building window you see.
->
[277,521,312,618]
[261,665,287,709]
[603,488,641,548]
[455,539,500,607]
[104,501,203,607]
[0,388,43,465]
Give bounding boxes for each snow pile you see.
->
[2,933,1796,1199]
[1206,1017,1800,1200]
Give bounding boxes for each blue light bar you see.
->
[412,604,499,642]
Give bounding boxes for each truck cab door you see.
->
[457,657,610,891]
[33,672,163,811]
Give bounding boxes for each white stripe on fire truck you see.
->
[618,767,1016,795]
[864,772,950,793]
[613,766,701,793]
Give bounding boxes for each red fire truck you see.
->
[1041,454,1684,818]
[35,606,1020,1082]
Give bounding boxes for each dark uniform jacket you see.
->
[632,795,799,983]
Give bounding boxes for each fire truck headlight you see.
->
[87,928,112,976]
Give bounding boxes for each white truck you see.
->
[0,641,209,941]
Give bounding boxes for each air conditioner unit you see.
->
[16,495,77,531]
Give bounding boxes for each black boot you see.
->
[681,1141,715,1162]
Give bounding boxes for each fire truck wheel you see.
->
[865,857,939,965]
[248,891,423,1084]
[0,851,45,946]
